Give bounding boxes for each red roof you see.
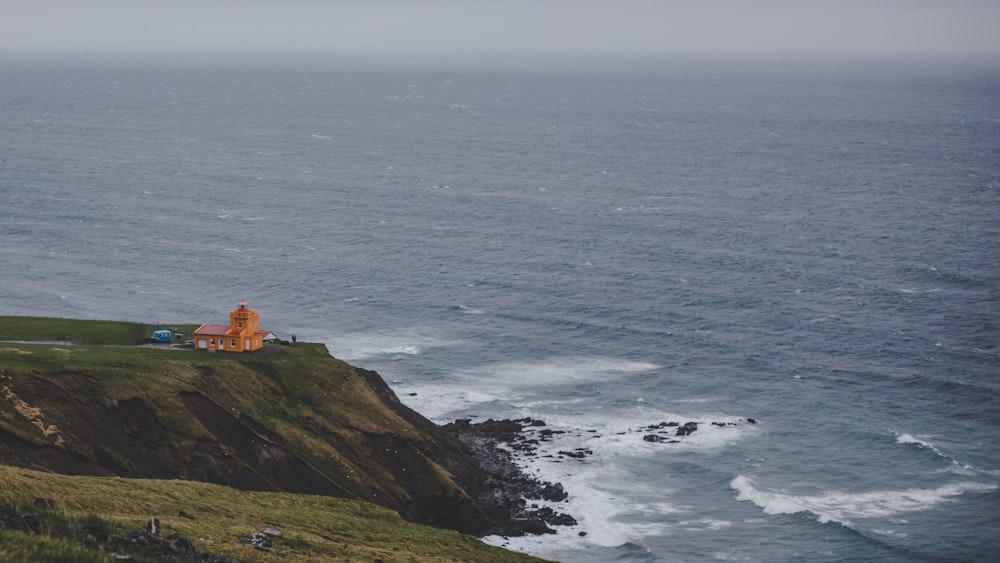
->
[194,324,270,338]
[194,324,231,336]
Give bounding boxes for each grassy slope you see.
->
[0,530,109,563]
[0,465,541,562]
[0,316,547,562]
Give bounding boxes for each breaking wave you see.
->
[730,475,997,527]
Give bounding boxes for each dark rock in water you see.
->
[643,418,758,444]
[528,419,546,427]
[543,483,568,502]
[643,434,680,444]
[548,512,578,526]
[647,421,679,430]
[511,439,539,452]
[520,506,577,529]
[517,519,556,535]
[525,482,568,502]
[675,422,698,436]
[558,449,591,459]
[711,421,741,427]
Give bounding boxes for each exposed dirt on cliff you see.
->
[177,391,351,498]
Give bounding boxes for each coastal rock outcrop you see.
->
[440,417,578,536]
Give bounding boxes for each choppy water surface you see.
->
[2,55,998,561]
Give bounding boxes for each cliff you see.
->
[0,317,565,544]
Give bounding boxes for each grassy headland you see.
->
[0,316,549,562]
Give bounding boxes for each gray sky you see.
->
[1,0,998,58]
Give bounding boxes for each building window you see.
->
[209,338,215,346]
[237,322,243,329]
[231,339,237,348]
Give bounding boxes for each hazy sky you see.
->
[1,0,998,58]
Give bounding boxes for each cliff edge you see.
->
[0,325,567,537]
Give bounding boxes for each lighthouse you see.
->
[193,300,266,352]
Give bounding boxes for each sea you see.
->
[2,53,998,562]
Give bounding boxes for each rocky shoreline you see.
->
[439,415,758,538]
[0,343,755,546]
[442,418,577,537]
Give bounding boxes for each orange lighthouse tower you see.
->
[194,300,266,352]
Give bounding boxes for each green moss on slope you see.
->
[0,465,547,562]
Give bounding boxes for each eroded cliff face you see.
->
[0,344,503,535]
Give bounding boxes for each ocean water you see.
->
[2,54,999,562]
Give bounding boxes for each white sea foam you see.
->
[387,355,758,552]
[482,409,756,552]
[730,475,997,527]
[454,356,659,388]
[483,463,679,553]
[895,287,944,294]
[324,331,456,362]
[674,518,732,531]
[402,358,762,552]
[482,417,752,556]
[389,356,661,420]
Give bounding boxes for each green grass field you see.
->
[0,316,200,346]
[0,465,545,562]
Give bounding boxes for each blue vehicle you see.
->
[150,330,173,343]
